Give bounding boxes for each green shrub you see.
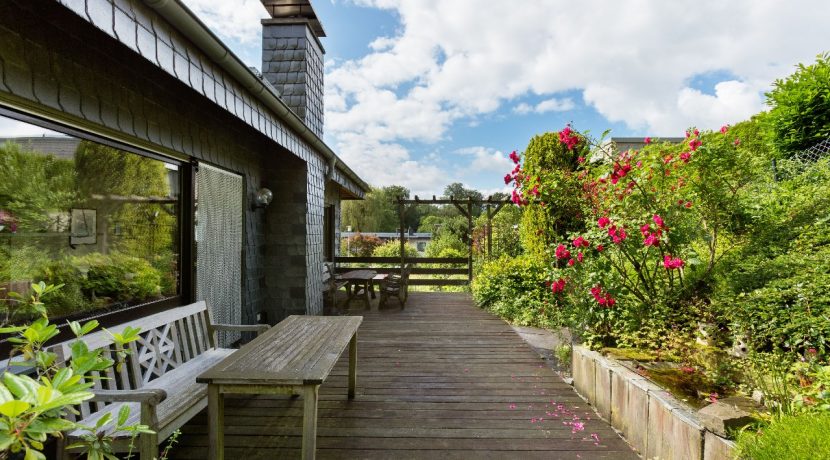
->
[372,239,419,259]
[472,255,561,328]
[765,52,830,156]
[736,412,830,460]
[37,258,90,317]
[517,131,588,256]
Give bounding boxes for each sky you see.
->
[3,1,829,197]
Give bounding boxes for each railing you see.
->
[334,256,470,286]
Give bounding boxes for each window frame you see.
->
[0,106,196,351]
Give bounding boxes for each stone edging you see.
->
[572,346,736,460]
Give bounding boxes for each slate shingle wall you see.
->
[0,0,357,321]
[262,21,325,139]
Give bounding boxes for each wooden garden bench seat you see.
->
[52,301,269,460]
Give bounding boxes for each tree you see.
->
[341,185,411,232]
[765,53,830,156]
[443,183,484,217]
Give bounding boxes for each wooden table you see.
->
[339,269,378,309]
[196,315,363,460]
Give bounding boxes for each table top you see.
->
[196,315,363,386]
[339,269,377,281]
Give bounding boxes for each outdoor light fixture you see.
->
[253,187,273,209]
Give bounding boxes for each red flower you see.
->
[643,233,660,247]
[640,224,651,236]
[577,156,585,163]
[504,174,512,185]
[573,236,590,248]
[680,152,691,163]
[509,150,520,164]
[551,278,566,294]
[530,185,540,196]
[558,125,580,150]
[644,137,652,144]
[685,201,693,208]
[652,214,666,229]
[567,258,575,267]
[689,138,702,151]
[596,244,604,252]
[577,252,584,262]
[693,128,700,137]
[597,216,610,228]
[663,255,684,269]
[555,244,571,260]
[720,125,729,134]
[734,138,741,146]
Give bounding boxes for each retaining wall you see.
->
[572,346,736,460]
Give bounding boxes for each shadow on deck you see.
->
[168,292,637,459]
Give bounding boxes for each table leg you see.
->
[208,385,224,460]
[363,281,371,310]
[348,332,357,399]
[369,279,376,299]
[302,384,320,460]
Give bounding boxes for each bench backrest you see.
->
[51,301,215,419]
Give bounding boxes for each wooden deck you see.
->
[169,292,638,459]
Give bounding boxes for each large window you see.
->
[0,114,181,323]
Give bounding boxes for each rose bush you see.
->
[509,124,765,348]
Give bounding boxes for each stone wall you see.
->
[0,0,361,322]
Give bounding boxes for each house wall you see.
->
[0,0,360,322]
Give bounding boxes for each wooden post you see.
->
[208,385,224,460]
[348,332,357,399]
[467,199,473,283]
[486,204,493,259]
[398,198,406,269]
[302,385,320,460]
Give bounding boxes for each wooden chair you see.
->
[379,263,411,308]
[323,262,348,311]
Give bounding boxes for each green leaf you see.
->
[0,432,14,451]
[3,373,39,402]
[0,383,13,404]
[0,400,30,417]
[117,404,130,426]
[24,447,46,460]
[95,413,112,430]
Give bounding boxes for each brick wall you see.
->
[0,0,362,322]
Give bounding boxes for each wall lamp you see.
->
[252,187,273,210]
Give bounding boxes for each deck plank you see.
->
[169,292,637,459]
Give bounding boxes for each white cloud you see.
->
[514,97,575,115]
[181,0,265,44]
[455,146,512,174]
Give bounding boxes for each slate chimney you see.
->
[261,0,325,138]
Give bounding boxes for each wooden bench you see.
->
[196,315,363,460]
[52,301,269,459]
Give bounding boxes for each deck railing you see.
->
[334,256,469,286]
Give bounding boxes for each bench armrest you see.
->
[212,323,270,336]
[91,389,167,406]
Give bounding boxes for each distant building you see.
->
[0,136,79,160]
[610,137,685,153]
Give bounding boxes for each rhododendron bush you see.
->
[508,124,764,348]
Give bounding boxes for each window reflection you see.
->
[0,115,180,323]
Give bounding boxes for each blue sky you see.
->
[135,2,830,195]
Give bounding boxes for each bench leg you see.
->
[139,401,159,460]
[302,385,320,460]
[349,332,358,399]
[208,385,225,460]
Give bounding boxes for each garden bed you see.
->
[572,345,736,460]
